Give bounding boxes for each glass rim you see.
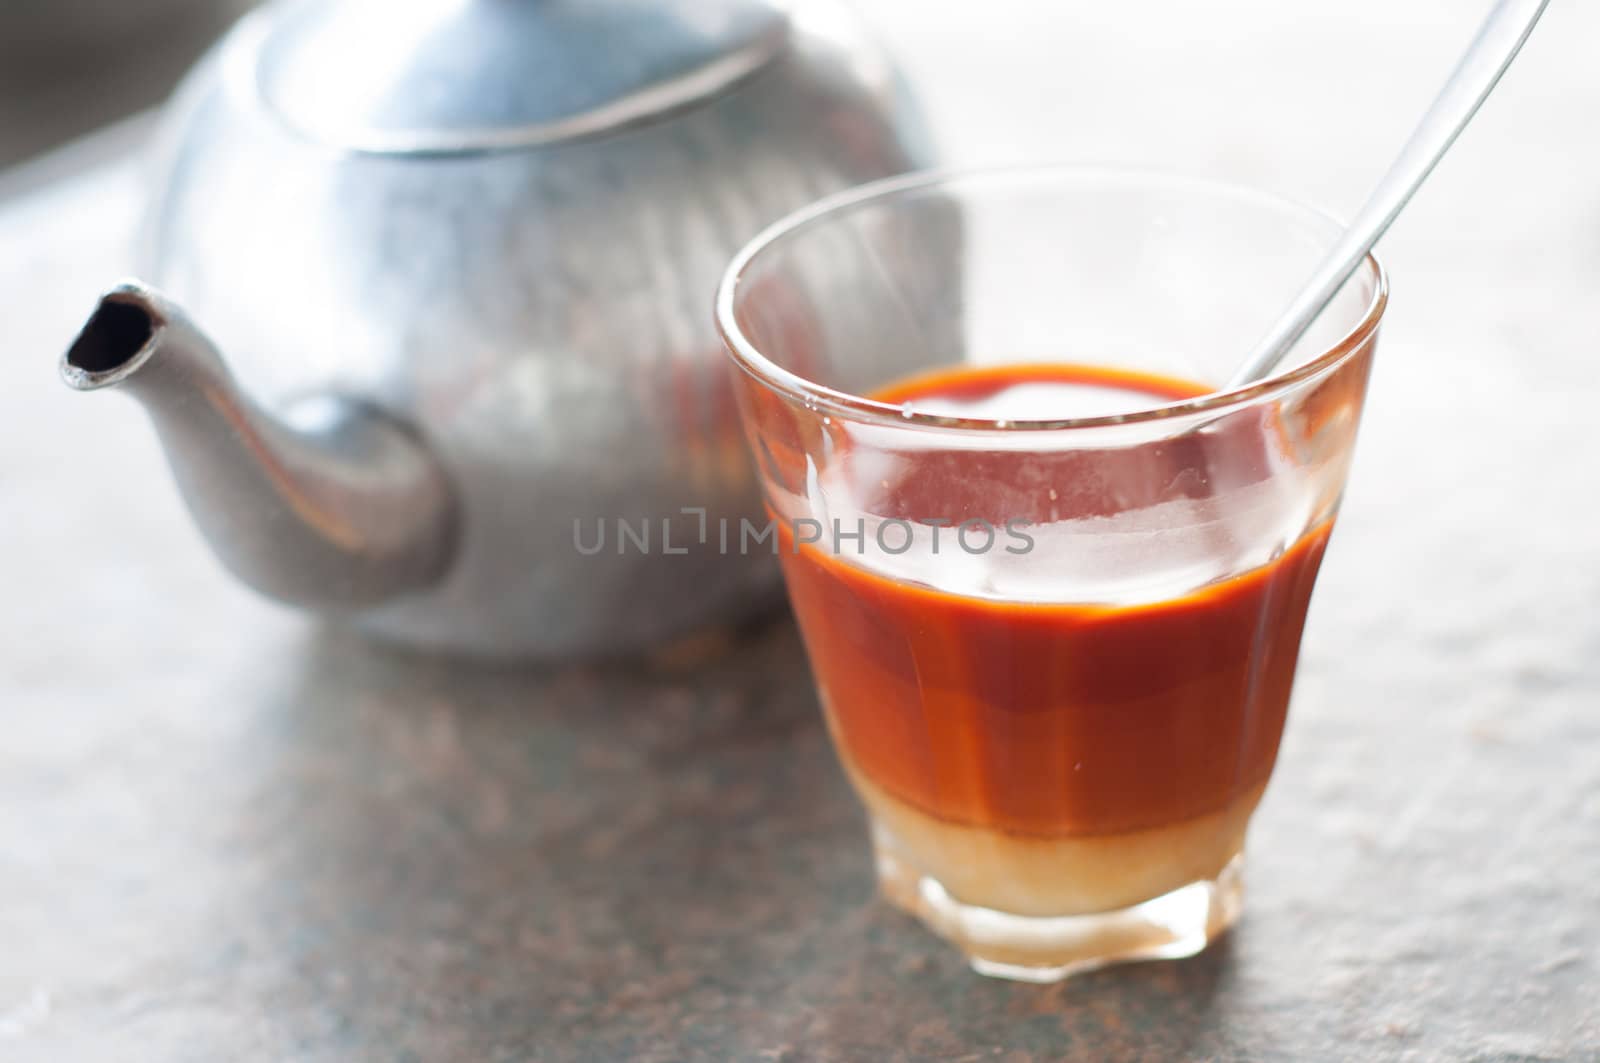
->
[714,163,1389,432]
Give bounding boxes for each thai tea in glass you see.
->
[715,167,1385,981]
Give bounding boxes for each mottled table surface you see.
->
[2,2,1597,1060]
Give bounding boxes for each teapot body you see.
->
[142,0,935,656]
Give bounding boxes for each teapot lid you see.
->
[252,0,793,154]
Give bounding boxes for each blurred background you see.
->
[1,0,1580,203]
[0,0,254,169]
[5,0,1583,381]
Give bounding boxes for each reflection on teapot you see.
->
[60,0,935,657]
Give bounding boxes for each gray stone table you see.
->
[0,1,1596,1059]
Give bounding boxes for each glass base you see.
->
[872,823,1244,983]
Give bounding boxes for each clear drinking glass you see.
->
[715,166,1386,981]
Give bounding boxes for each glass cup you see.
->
[715,166,1386,982]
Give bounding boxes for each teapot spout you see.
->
[60,281,458,610]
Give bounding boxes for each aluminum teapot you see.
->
[59,0,933,656]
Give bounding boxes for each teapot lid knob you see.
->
[251,0,793,154]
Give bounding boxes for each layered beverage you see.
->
[716,166,1383,980]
